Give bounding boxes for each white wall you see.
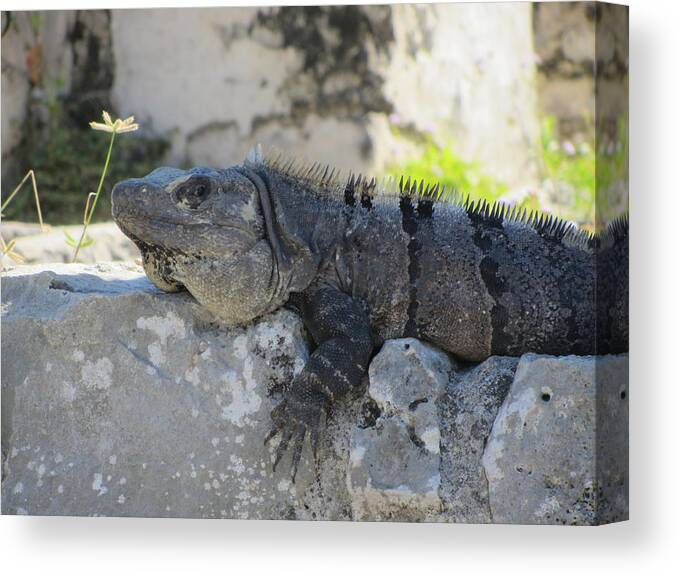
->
[110,4,540,189]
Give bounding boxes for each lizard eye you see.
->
[174,178,212,210]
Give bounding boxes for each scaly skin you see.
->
[111,148,628,480]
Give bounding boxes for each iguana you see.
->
[111,147,629,480]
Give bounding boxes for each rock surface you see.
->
[534,2,628,142]
[1,222,52,242]
[482,354,629,525]
[348,339,454,521]
[1,263,312,519]
[1,264,628,523]
[1,222,140,265]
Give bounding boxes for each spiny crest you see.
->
[248,146,626,248]
[591,212,629,250]
[602,212,629,240]
[251,146,457,204]
[251,146,345,195]
[397,174,464,205]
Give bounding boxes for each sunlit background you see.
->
[1,3,628,265]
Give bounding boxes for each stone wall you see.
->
[1,264,629,524]
[110,4,540,189]
[533,2,629,143]
[2,4,540,194]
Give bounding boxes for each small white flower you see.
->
[89,110,139,134]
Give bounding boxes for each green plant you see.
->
[539,116,628,229]
[386,117,627,230]
[68,111,140,262]
[385,141,509,206]
[4,97,169,227]
[0,235,24,266]
[594,118,628,228]
[596,119,627,190]
[539,116,596,225]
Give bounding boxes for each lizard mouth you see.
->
[114,212,257,256]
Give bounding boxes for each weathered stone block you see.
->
[1,265,628,524]
[109,4,540,189]
[347,339,453,521]
[482,354,629,525]
[1,263,313,518]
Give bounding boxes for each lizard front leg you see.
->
[264,282,373,481]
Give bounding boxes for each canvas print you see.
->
[1,2,628,524]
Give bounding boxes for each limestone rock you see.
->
[347,339,453,521]
[1,263,314,519]
[1,222,140,265]
[1,221,53,242]
[1,265,629,523]
[482,353,629,525]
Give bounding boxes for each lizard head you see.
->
[112,166,265,290]
[111,158,319,325]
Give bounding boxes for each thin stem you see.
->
[1,170,44,230]
[30,171,45,231]
[72,131,116,262]
[83,193,97,225]
[0,171,30,212]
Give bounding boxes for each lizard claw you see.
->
[264,393,324,482]
[290,424,307,483]
[263,400,287,446]
[272,425,294,472]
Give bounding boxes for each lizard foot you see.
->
[264,375,326,483]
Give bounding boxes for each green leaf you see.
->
[64,230,95,248]
[29,13,41,32]
[63,230,76,247]
[79,236,95,248]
